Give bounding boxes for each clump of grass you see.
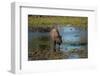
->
[68,48,88,58]
[28,49,68,60]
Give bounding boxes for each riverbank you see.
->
[28,15,88,28]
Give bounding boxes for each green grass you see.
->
[28,15,88,28]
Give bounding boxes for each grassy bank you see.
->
[28,15,88,28]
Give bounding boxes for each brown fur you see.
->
[50,27,62,51]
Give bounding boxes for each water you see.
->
[59,26,87,52]
[59,26,87,44]
[28,26,87,58]
[68,54,79,59]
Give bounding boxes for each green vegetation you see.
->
[28,36,50,50]
[28,48,87,60]
[28,15,88,60]
[28,49,68,60]
[28,15,88,28]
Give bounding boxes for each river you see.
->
[28,26,87,59]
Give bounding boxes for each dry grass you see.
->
[28,48,88,60]
[28,49,68,60]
